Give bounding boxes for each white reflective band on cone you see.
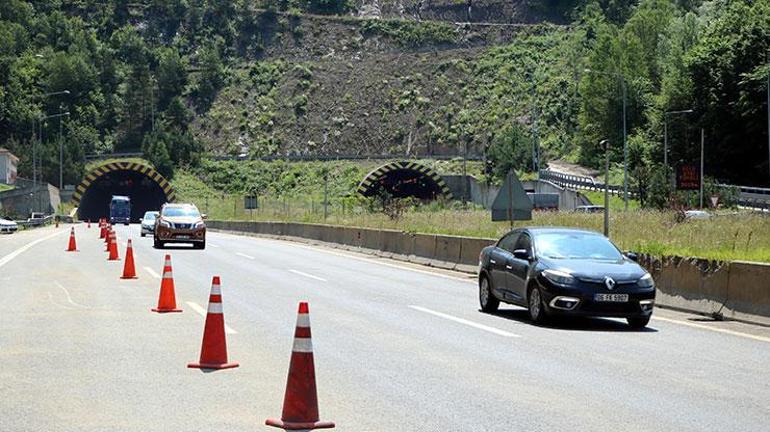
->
[210,284,221,295]
[208,303,223,314]
[296,314,311,328]
[162,271,173,278]
[292,337,313,353]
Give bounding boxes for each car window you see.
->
[162,207,200,217]
[497,232,519,253]
[144,213,157,220]
[514,233,532,254]
[534,232,623,260]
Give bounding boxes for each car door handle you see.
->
[490,259,497,264]
[505,265,513,270]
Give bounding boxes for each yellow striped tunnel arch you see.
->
[72,161,176,205]
[356,161,452,199]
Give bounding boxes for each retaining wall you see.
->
[207,220,770,325]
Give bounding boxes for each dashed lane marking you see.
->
[652,315,770,344]
[186,301,237,334]
[144,267,161,279]
[208,243,220,248]
[288,269,327,282]
[235,252,255,260]
[409,305,521,338]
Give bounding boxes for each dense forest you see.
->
[0,0,768,190]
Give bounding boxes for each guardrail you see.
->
[16,214,54,228]
[540,169,770,210]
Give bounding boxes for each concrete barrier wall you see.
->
[639,255,770,326]
[207,220,770,325]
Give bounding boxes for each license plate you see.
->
[594,293,629,302]
[176,235,190,239]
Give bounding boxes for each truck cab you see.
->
[110,195,131,225]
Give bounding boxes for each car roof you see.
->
[516,227,603,236]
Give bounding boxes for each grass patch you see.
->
[582,190,640,210]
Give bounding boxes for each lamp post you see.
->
[766,50,769,180]
[664,109,693,169]
[585,68,628,210]
[32,89,70,212]
[601,139,610,237]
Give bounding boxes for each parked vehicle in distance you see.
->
[140,211,159,237]
[575,205,605,213]
[684,210,711,220]
[154,203,206,249]
[478,227,655,329]
[109,195,131,225]
[0,216,18,233]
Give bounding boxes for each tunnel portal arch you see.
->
[357,161,452,200]
[73,161,175,223]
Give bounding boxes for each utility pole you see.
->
[699,128,705,209]
[323,171,329,221]
[767,51,769,179]
[58,107,70,191]
[602,139,610,237]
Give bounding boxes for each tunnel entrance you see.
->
[357,161,452,200]
[73,161,175,223]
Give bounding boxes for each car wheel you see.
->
[528,286,548,324]
[194,241,206,250]
[141,232,146,238]
[153,237,163,249]
[627,316,651,329]
[479,276,499,312]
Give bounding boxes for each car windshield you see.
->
[162,207,200,217]
[534,232,623,260]
[143,212,157,220]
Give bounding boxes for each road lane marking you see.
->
[0,229,68,269]
[288,269,327,282]
[54,281,89,309]
[652,316,770,343]
[235,252,255,260]
[144,267,161,279]
[409,305,521,338]
[208,243,220,248]
[186,301,237,334]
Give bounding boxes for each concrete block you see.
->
[410,234,436,265]
[459,237,495,266]
[725,261,770,325]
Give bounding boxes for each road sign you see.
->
[676,165,700,190]
[710,195,719,208]
[491,171,533,221]
[244,196,258,210]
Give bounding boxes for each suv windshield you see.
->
[534,232,623,260]
[143,212,157,220]
[162,207,200,218]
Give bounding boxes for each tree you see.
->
[143,135,174,179]
[486,124,532,182]
[156,48,188,110]
[194,38,226,110]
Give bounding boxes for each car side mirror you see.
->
[625,251,638,262]
[513,249,531,260]
[139,218,143,223]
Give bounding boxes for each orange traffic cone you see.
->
[107,231,120,261]
[188,276,238,370]
[152,255,182,313]
[65,227,78,252]
[266,302,334,430]
[120,239,137,279]
[99,222,106,239]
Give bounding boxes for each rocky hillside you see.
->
[192,11,575,160]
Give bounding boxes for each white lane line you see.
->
[0,229,68,269]
[652,316,770,344]
[54,281,89,309]
[208,243,220,248]
[186,301,237,334]
[144,267,161,279]
[235,252,255,260]
[288,269,327,282]
[409,305,521,338]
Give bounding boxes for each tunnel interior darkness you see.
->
[362,168,445,200]
[78,170,169,223]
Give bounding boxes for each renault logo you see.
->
[604,276,616,290]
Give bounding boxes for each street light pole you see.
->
[58,108,70,191]
[700,128,705,209]
[767,50,769,180]
[601,139,610,237]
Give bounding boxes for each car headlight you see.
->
[159,220,171,228]
[542,269,576,286]
[638,272,655,288]
[193,221,205,229]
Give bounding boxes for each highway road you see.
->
[1,224,769,431]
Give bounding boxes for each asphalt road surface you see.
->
[1,225,769,431]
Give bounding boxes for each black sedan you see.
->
[478,227,655,328]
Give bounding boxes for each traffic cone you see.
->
[266,302,335,430]
[188,276,238,370]
[120,239,138,279]
[65,227,78,252]
[152,255,182,313]
[105,228,113,251]
[107,231,120,261]
[99,222,106,239]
